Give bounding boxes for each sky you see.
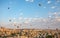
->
[0,0,60,29]
[0,0,60,22]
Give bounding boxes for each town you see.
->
[0,27,60,38]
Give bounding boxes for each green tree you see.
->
[46,35,53,38]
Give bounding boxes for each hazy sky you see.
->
[0,0,60,29]
[0,0,60,22]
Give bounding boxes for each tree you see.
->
[46,35,53,38]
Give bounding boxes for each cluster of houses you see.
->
[0,27,60,38]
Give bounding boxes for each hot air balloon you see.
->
[9,19,11,22]
[30,24,32,26]
[14,24,16,26]
[8,7,10,9]
[17,26,19,28]
[38,3,41,6]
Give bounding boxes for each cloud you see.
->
[56,0,60,3]
[51,6,56,9]
[20,13,23,16]
[25,0,29,1]
[48,15,51,18]
[54,12,57,15]
[13,18,16,20]
[25,0,34,2]
[2,16,60,29]
[43,7,46,8]
[47,1,51,4]
[19,17,23,20]
[57,18,60,21]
